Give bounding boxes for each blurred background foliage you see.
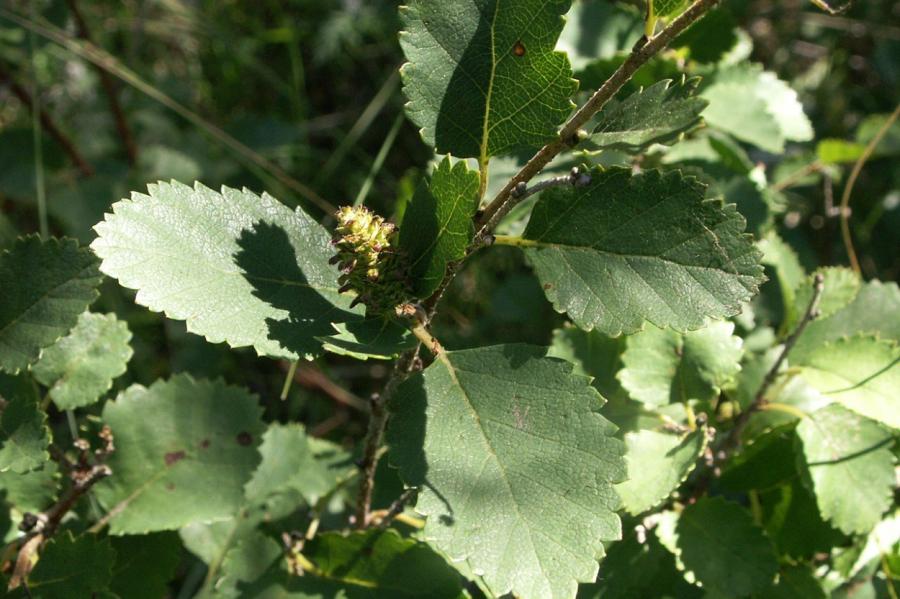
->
[0,0,897,568]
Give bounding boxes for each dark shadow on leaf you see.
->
[234,221,361,357]
[387,371,454,525]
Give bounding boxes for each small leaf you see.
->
[0,461,58,514]
[95,374,265,534]
[388,344,625,599]
[791,279,900,363]
[244,423,354,506]
[520,168,764,335]
[796,335,900,430]
[399,0,576,159]
[816,139,867,164]
[21,532,115,599]
[109,532,182,599]
[676,497,778,596]
[31,312,133,410]
[588,78,708,152]
[618,320,743,407]
[758,231,805,315]
[0,236,101,374]
[91,181,361,360]
[242,529,465,598]
[0,395,50,474]
[787,268,860,331]
[796,405,894,535]
[753,565,826,599]
[701,64,813,154]
[400,157,479,297]
[316,318,416,361]
[547,326,627,401]
[615,428,706,515]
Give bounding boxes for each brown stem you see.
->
[477,0,720,233]
[0,64,94,177]
[64,0,137,164]
[688,273,825,502]
[354,348,417,528]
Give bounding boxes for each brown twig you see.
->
[289,362,369,412]
[64,0,137,164]
[354,348,418,529]
[476,0,720,234]
[6,430,114,591]
[374,488,417,530]
[839,102,900,274]
[688,273,826,502]
[0,63,94,177]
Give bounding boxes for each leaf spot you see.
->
[236,432,253,446]
[164,450,186,466]
[199,439,210,449]
[513,41,526,57]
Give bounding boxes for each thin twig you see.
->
[476,0,720,233]
[64,0,137,164]
[0,64,94,177]
[839,102,900,273]
[723,273,825,453]
[509,166,592,202]
[770,160,823,192]
[374,488,417,530]
[289,362,369,412]
[354,348,418,528]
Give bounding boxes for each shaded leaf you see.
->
[31,312,132,410]
[753,565,826,599]
[18,532,115,599]
[0,395,50,474]
[400,157,479,297]
[676,497,778,596]
[91,181,361,360]
[399,0,576,158]
[243,529,465,598]
[0,236,101,374]
[796,405,894,535]
[109,532,182,599]
[520,168,764,335]
[618,320,743,407]
[547,325,628,401]
[95,374,265,534]
[615,428,706,515]
[388,344,625,599]
[588,77,708,152]
[316,319,415,361]
[758,231,805,316]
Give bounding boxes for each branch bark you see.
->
[477,0,720,233]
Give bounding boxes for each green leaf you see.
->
[400,157,479,297]
[388,344,625,599]
[653,0,690,18]
[816,139,866,164]
[316,319,415,361]
[792,279,900,363]
[0,461,58,514]
[31,312,132,410]
[761,480,844,559]
[796,335,900,430]
[109,532,182,599]
[758,231,806,317]
[95,374,265,534]
[0,236,101,374]
[91,181,361,360]
[796,405,895,535]
[701,64,813,153]
[547,325,628,401]
[615,428,706,515]
[754,565,826,599]
[399,0,576,159]
[0,394,50,474]
[242,529,465,598]
[588,77,708,152]
[520,168,764,335]
[22,532,115,599]
[244,423,354,506]
[676,497,778,596]
[618,320,743,407]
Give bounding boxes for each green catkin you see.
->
[331,206,412,315]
